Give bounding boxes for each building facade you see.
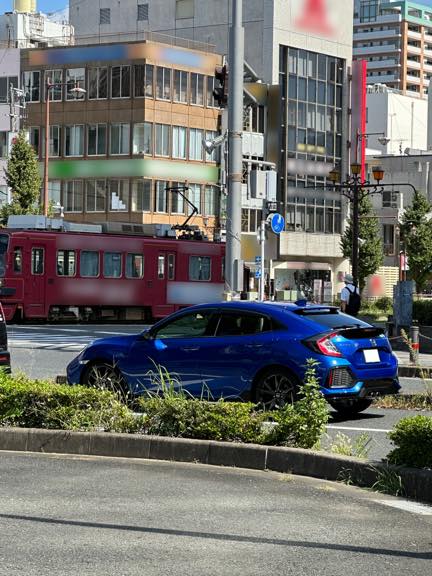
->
[0,10,73,48]
[354,0,432,98]
[70,0,354,299]
[21,40,223,238]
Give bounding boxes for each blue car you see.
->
[66,301,400,416]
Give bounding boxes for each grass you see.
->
[374,394,432,410]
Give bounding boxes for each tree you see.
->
[1,131,41,225]
[400,190,432,292]
[341,194,383,292]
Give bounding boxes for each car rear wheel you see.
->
[329,398,373,417]
[253,368,299,410]
[83,362,129,400]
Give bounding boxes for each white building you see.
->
[70,0,354,299]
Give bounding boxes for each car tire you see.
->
[253,367,299,410]
[82,361,129,400]
[329,398,373,417]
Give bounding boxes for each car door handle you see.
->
[180,346,200,352]
[245,344,264,348]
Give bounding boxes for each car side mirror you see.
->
[140,330,153,340]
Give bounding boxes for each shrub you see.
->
[387,415,432,469]
[374,296,393,312]
[413,299,432,326]
[0,372,138,433]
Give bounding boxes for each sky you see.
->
[3,1,67,13]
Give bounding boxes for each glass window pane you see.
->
[81,251,99,277]
[189,256,211,281]
[31,248,44,275]
[126,253,144,278]
[57,250,76,276]
[104,252,122,278]
[132,179,152,212]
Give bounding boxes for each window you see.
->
[133,122,152,155]
[64,180,83,212]
[42,125,60,157]
[48,181,61,206]
[176,0,194,20]
[382,190,398,208]
[88,124,107,156]
[88,67,108,99]
[110,123,130,155]
[189,128,203,160]
[23,71,40,102]
[155,310,214,339]
[0,76,18,103]
[204,185,217,216]
[155,181,167,213]
[13,247,22,273]
[383,224,395,255]
[86,180,106,212]
[57,250,76,277]
[66,68,85,100]
[0,132,7,158]
[104,252,122,278]
[100,7,111,24]
[172,126,186,159]
[156,67,171,100]
[170,181,184,214]
[188,184,201,214]
[132,179,152,212]
[31,248,44,275]
[190,73,204,105]
[109,179,129,211]
[189,255,211,281]
[29,127,40,156]
[206,76,216,107]
[111,65,131,98]
[155,124,170,156]
[174,70,188,102]
[137,3,149,21]
[65,125,84,156]
[158,255,165,279]
[215,312,272,337]
[168,254,175,280]
[134,64,153,97]
[126,253,144,278]
[45,69,62,101]
[205,130,218,162]
[80,251,99,277]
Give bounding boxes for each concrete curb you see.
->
[398,364,432,378]
[0,427,431,504]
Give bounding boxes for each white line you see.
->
[327,425,391,433]
[377,499,432,516]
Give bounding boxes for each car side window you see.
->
[215,312,272,336]
[154,311,214,339]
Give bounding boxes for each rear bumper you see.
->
[322,377,400,399]
[0,351,11,373]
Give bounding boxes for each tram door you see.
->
[152,251,176,317]
[25,239,54,318]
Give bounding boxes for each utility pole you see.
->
[225,0,244,296]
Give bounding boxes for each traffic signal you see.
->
[213,65,228,108]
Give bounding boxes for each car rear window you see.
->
[293,309,370,329]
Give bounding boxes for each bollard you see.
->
[409,325,420,364]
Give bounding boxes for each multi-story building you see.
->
[0,47,20,207]
[354,0,432,98]
[70,0,354,299]
[21,39,223,237]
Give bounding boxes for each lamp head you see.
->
[328,167,340,183]
[350,162,362,176]
[372,165,384,182]
[377,136,390,146]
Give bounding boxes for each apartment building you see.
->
[354,0,432,98]
[20,39,223,237]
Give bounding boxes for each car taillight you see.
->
[304,332,342,357]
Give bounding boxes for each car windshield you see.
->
[0,234,9,277]
[294,309,370,329]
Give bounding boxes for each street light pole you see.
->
[43,79,51,217]
[352,177,360,286]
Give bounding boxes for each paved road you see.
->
[6,324,432,462]
[0,452,431,576]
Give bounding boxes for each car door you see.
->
[197,310,275,400]
[125,308,217,396]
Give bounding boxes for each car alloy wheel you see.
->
[254,368,298,410]
[84,362,128,399]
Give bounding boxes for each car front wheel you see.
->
[253,368,299,410]
[328,398,373,417]
[83,362,128,400]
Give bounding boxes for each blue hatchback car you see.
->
[66,301,400,416]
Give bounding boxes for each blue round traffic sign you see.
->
[270,213,285,234]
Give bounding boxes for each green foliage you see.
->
[1,131,41,225]
[413,299,432,326]
[340,195,383,291]
[325,432,371,459]
[371,465,404,497]
[387,415,432,469]
[374,296,393,312]
[400,191,432,292]
[0,372,138,432]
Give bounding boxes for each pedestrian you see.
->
[340,273,361,317]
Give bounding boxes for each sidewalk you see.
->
[394,349,432,378]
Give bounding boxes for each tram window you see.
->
[104,252,122,278]
[13,247,22,273]
[57,250,76,276]
[158,255,165,279]
[31,248,44,275]
[168,254,175,280]
[80,251,99,277]
[126,253,144,278]
[189,256,211,281]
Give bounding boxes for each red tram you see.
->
[0,218,225,322]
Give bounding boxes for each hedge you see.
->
[387,415,432,469]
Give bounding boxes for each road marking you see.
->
[327,425,392,433]
[376,499,432,516]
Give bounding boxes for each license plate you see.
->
[363,349,380,363]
